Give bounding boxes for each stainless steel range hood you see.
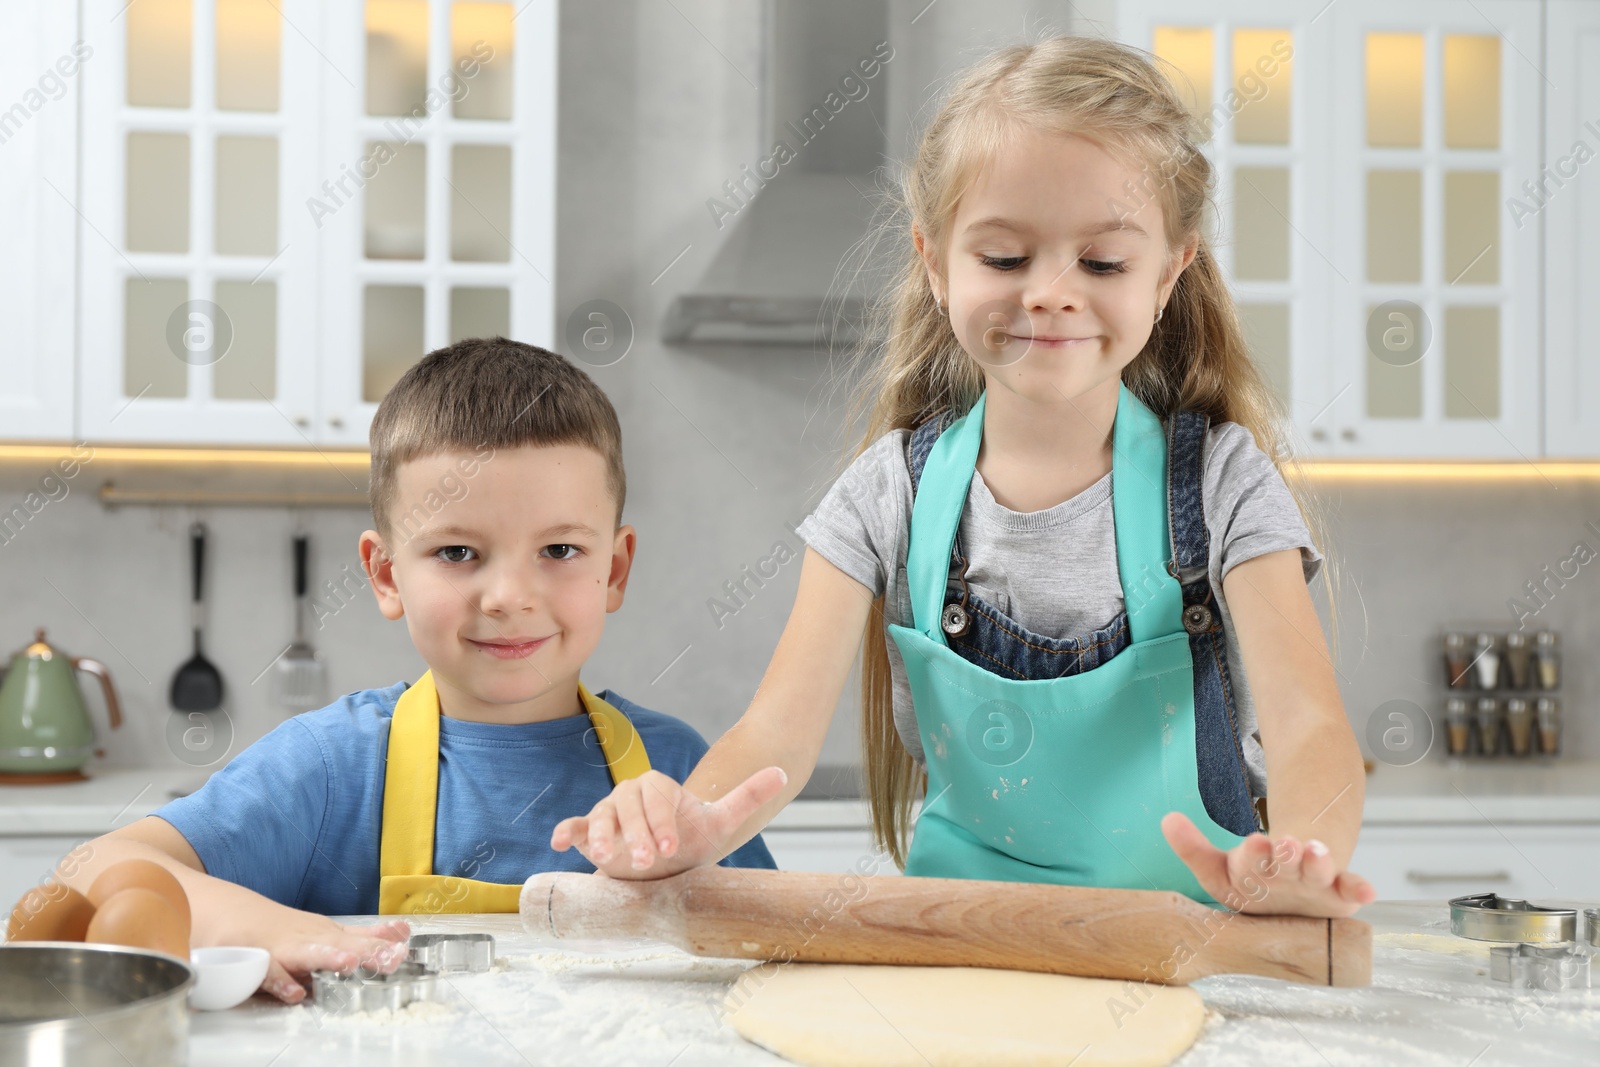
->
[663,0,892,346]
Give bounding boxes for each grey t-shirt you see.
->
[796,420,1323,800]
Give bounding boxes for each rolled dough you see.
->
[723,963,1206,1067]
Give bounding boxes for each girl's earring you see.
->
[936,294,945,315]
[1153,304,1164,324]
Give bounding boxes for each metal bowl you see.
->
[0,941,195,1067]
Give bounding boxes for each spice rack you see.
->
[1441,630,1562,758]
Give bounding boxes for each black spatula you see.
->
[170,521,224,712]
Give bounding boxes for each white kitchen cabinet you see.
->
[1120,0,1545,459]
[1352,823,1600,900]
[63,0,555,447]
[1543,0,1600,458]
[0,5,80,442]
[761,828,901,876]
[1326,0,1542,459]
[0,835,91,932]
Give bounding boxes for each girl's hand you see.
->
[550,766,787,880]
[247,913,412,1004]
[1160,811,1378,917]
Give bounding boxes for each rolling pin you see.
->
[520,867,1370,987]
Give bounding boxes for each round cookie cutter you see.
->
[1449,892,1578,944]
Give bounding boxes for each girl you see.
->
[553,36,1375,916]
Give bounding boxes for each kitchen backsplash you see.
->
[1,456,1595,775]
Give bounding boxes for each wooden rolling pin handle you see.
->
[521,868,1372,988]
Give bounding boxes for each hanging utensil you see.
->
[170,521,224,712]
[276,533,326,710]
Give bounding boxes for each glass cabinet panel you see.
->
[1443,170,1498,285]
[1231,29,1291,145]
[366,0,430,117]
[452,2,515,120]
[1444,35,1499,149]
[364,285,425,401]
[216,0,281,112]
[1238,302,1290,405]
[124,278,189,399]
[214,136,279,255]
[1444,306,1499,418]
[1366,299,1423,419]
[450,144,512,262]
[1365,33,1423,147]
[451,287,511,343]
[212,280,277,400]
[365,141,427,260]
[1232,166,1290,280]
[1366,170,1421,283]
[126,132,190,253]
[127,0,191,108]
[1152,27,1213,136]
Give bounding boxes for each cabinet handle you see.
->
[1405,870,1512,883]
[293,415,310,428]
[1340,427,1357,442]
[328,416,345,429]
[1310,427,1328,441]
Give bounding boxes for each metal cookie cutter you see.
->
[1449,893,1578,944]
[406,933,496,974]
[1489,944,1592,991]
[311,961,440,1015]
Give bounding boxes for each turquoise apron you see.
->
[889,384,1248,905]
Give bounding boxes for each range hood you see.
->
[663,0,892,346]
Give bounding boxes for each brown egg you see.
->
[6,883,96,942]
[86,859,191,930]
[85,887,190,958]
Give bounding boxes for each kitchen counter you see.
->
[174,901,1599,1066]
[4,760,1599,836]
[0,768,877,836]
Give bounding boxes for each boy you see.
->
[45,339,776,1004]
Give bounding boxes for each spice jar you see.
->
[1445,697,1472,757]
[1536,697,1562,755]
[1475,697,1503,756]
[1505,698,1533,756]
[1473,633,1501,690]
[1503,632,1532,690]
[1444,632,1472,688]
[1534,631,1561,690]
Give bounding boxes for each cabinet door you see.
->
[1352,824,1600,901]
[0,5,79,441]
[1327,0,1542,457]
[77,0,323,444]
[1118,2,1338,452]
[315,0,556,447]
[760,828,900,876]
[0,836,92,934]
[1544,0,1600,458]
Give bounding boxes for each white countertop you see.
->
[2,760,1598,837]
[172,901,1600,1066]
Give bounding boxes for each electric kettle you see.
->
[0,628,122,783]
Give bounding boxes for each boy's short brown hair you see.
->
[368,337,625,538]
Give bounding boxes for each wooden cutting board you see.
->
[520,867,1371,987]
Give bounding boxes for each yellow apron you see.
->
[377,670,652,914]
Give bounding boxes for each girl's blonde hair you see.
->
[844,35,1330,866]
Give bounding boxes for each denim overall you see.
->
[889,385,1263,905]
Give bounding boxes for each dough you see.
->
[723,964,1206,1067]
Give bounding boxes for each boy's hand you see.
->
[550,766,787,880]
[245,911,413,1004]
[1161,811,1378,917]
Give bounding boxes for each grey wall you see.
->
[0,0,1590,786]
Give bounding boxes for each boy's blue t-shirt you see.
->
[154,681,777,915]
